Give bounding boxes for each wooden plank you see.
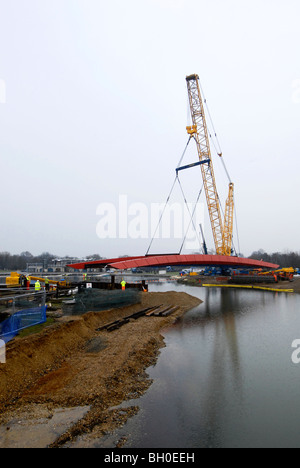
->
[161,306,180,317]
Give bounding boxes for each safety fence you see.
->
[62,288,141,315]
[0,291,47,343]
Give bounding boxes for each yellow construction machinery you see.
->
[258,268,295,282]
[6,272,69,289]
[185,74,234,256]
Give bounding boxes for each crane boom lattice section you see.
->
[186,74,225,255]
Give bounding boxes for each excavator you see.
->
[184,74,234,256]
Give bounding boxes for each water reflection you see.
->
[114,284,300,448]
[200,291,241,447]
[167,288,244,448]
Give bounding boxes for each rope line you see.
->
[177,177,204,255]
[176,137,192,169]
[199,79,233,184]
[145,175,178,256]
[146,138,193,256]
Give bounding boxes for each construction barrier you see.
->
[62,288,141,315]
[0,292,47,343]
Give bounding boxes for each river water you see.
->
[112,283,300,449]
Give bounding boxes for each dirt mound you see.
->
[0,291,201,448]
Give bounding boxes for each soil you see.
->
[271,276,300,292]
[0,291,201,448]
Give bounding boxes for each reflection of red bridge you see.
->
[68,254,279,271]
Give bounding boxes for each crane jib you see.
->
[176,159,210,174]
[186,73,235,256]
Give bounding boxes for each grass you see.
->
[17,317,56,338]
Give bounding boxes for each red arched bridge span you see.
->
[67,255,279,271]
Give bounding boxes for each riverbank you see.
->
[178,275,300,293]
[0,291,201,448]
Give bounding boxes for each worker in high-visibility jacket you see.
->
[45,277,50,291]
[35,280,41,292]
[26,276,31,290]
[121,279,126,291]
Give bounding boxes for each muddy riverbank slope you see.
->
[0,291,201,448]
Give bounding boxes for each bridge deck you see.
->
[68,255,279,271]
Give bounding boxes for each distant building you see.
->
[26,263,44,274]
[26,258,86,274]
[46,258,83,273]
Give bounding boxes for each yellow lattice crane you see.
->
[186,74,234,256]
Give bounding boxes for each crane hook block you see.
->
[186,125,197,135]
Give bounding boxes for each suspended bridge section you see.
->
[67,254,279,271]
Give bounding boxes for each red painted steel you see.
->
[67,254,279,271]
[67,256,145,270]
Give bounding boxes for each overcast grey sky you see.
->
[0,0,299,258]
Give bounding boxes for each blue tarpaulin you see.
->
[0,306,47,343]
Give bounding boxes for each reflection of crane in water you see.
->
[202,289,243,447]
[179,288,243,447]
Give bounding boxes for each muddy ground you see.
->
[0,291,201,448]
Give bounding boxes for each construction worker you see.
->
[121,279,127,291]
[35,280,41,292]
[26,275,31,290]
[20,275,27,288]
[45,277,50,292]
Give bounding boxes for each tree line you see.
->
[0,252,103,271]
[249,250,300,268]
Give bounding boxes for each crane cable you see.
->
[176,137,206,253]
[199,79,242,254]
[199,80,233,184]
[177,177,204,255]
[176,136,193,170]
[145,175,178,256]
[145,138,192,256]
